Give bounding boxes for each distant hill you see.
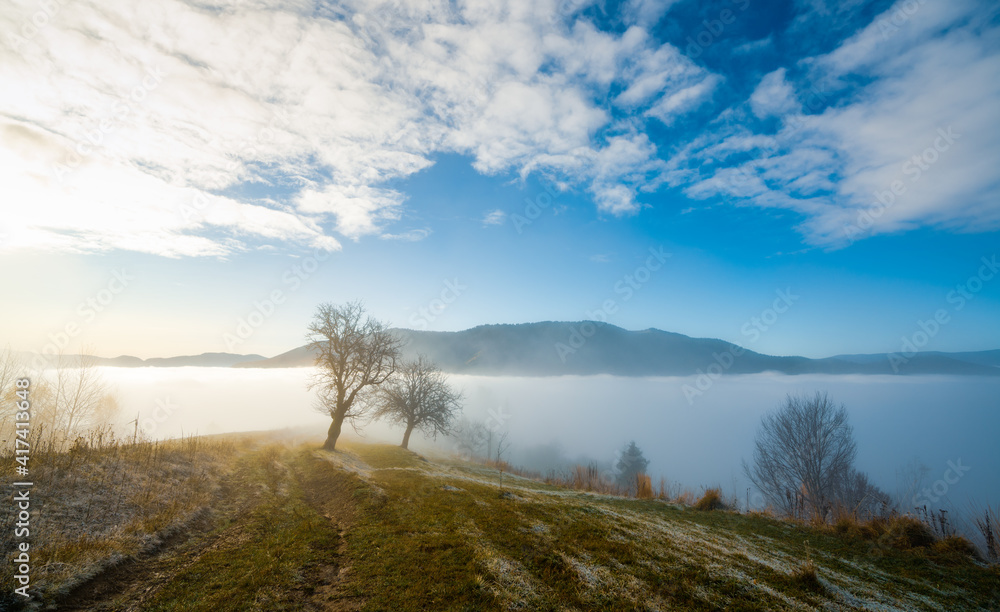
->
[233,321,1000,377]
[22,352,266,368]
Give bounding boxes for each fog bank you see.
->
[102,367,999,514]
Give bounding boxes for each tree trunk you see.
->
[401,422,415,449]
[323,415,343,451]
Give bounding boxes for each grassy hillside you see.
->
[5,435,998,610]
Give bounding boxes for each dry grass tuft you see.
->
[635,473,653,499]
[789,557,824,593]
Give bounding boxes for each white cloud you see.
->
[668,0,1000,245]
[733,36,773,55]
[749,69,798,119]
[591,184,637,215]
[0,0,721,256]
[296,184,404,239]
[623,0,683,27]
[482,210,507,226]
[379,228,431,242]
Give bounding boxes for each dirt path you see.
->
[51,447,362,612]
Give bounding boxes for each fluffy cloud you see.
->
[0,0,711,256]
[668,0,1000,246]
[749,69,797,119]
[482,210,507,226]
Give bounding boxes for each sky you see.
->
[1,0,999,359]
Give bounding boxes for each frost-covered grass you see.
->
[0,432,259,606]
[4,438,996,610]
[334,442,1000,611]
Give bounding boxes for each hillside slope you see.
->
[21,437,997,611]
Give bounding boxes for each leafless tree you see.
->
[495,430,511,490]
[834,468,894,519]
[307,301,403,451]
[374,356,462,449]
[743,392,857,521]
[450,417,488,458]
[1,350,120,449]
[0,347,23,443]
[50,353,119,443]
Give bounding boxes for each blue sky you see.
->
[1,0,998,359]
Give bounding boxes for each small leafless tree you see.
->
[51,353,119,443]
[307,301,403,451]
[450,417,489,458]
[495,430,511,490]
[743,392,857,521]
[833,468,894,520]
[374,356,462,449]
[0,346,23,443]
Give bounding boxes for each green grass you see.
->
[331,442,1000,611]
[19,438,1000,611]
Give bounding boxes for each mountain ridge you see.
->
[19,322,998,376]
[235,321,1000,377]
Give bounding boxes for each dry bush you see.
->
[833,515,867,540]
[872,515,937,550]
[932,536,981,562]
[676,489,696,506]
[635,473,653,499]
[694,488,727,511]
[830,514,938,552]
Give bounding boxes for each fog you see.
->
[104,367,999,515]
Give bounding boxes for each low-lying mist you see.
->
[103,367,998,518]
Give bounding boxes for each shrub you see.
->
[694,488,726,511]
[833,516,865,540]
[635,473,653,499]
[933,536,981,562]
[883,516,936,550]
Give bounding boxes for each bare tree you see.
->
[0,347,24,443]
[51,354,118,443]
[834,468,894,519]
[495,430,511,491]
[743,392,857,521]
[450,417,488,458]
[308,301,403,451]
[374,356,462,449]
